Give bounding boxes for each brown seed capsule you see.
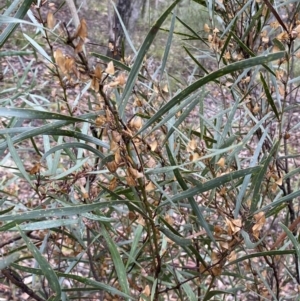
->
[126,175,136,187]
[106,161,118,173]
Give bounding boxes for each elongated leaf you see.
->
[151,91,202,134]
[1,0,21,18]
[176,15,208,45]
[256,268,277,300]
[0,112,99,150]
[119,0,180,118]
[260,189,300,213]
[231,32,276,76]
[241,229,267,249]
[260,73,280,120]
[241,4,264,41]
[0,253,20,270]
[18,226,61,301]
[158,226,192,246]
[17,59,34,89]
[166,144,217,246]
[273,38,286,51]
[12,264,132,299]
[251,141,279,213]
[101,226,131,300]
[0,50,34,57]
[280,223,300,271]
[125,225,143,269]
[13,219,78,231]
[170,166,260,203]
[0,202,103,221]
[0,108,84,121]
[172,269,197,301]
[91,52,147,81]
[234,128,270,218]
[24,128,109,149]
[5,134,33,186]
[164,94,202,142]
[41,142,105,161]
[160,8,176,80]
[110,0,136,55]
[184,46,210,76]
[50,157,89,179]
[227,250,295,267]
[203,288,241,301]
[138,51,285,134]
[23,33,52,62]
[0,0,35,48]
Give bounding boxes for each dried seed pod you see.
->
[106,161,118,173]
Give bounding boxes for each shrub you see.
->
[1,0,300,300]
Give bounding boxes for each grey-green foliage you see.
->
[1,0,300,300]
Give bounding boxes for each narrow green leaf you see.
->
[160,9,176,80]
[260,73,280,120]
[251,141,279,213]
[59,272,132,298]
[0,112,102,150]
[241,229,267,249]
[203,289,240,301]
[260,189,300,213]
[0,108,85,121]
[171,166,260,203]
[138,51,285,134]
[221,0,251,37]
[164,94,202,142]
[234,129,271,218]
[176,15,208,46]
[172,270,197,301]
[110,0,137,55]
[81,212,116,223]
[256,268,277,300]
[125,225,143,269]
[0,253,20,270]
[119,0,180,118]
[1,0,21,18]
[183,46,210,75]
[240,4,264,41]
[5,134,33,186]
[13,219,78,231]
[41,142,105,161]
[0,206,15,215]
[0,0,35,48]
[50,157,90,179]
[0,202,103,221]
[166,144,217,246]
[18,226,61,301]
[101,226,131,300]
[226,250,295,266]
[273,38,286,51]
[158,226,192,246]
[280,222,300,276]
[0,50,34,57]
[11,263,133,298]
[24,33,52,62]
[151,91,202,134]
[0,221,28,231]
[91,52,147,81]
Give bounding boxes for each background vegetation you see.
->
[1,0,300,300]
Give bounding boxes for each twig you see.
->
[1,268,46,301]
